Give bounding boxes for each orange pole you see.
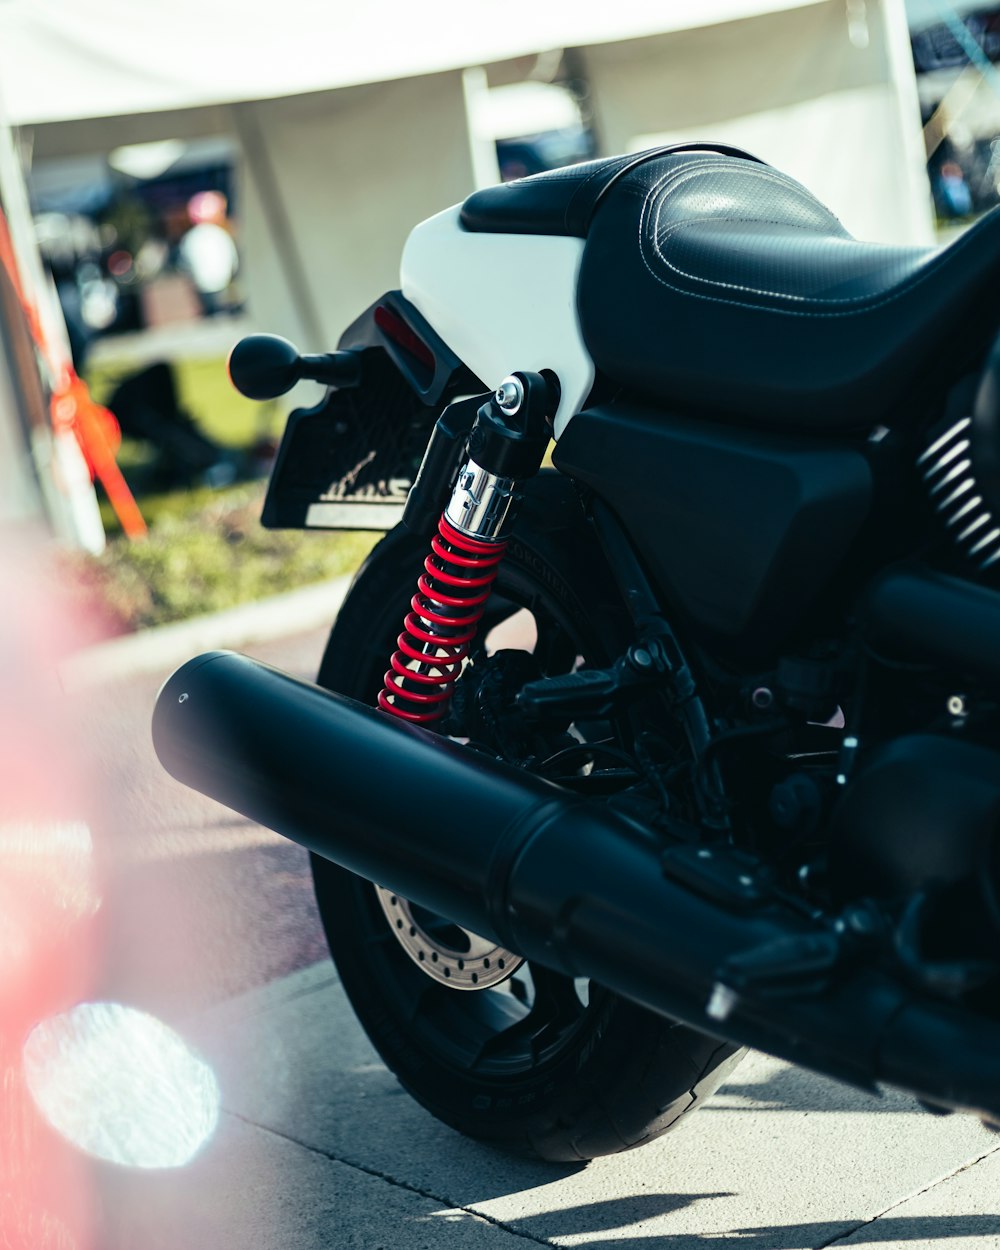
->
[0,206,146,538]
[53,377,147,540]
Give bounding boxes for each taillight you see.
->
[374,304,435,371]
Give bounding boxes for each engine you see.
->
[847,336,1000,981]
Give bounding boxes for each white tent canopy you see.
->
[0,1,934,375]
[0,0,825,124]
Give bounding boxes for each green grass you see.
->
[88,353,288,531]
[69,355,378,634]
[61,482,376,634]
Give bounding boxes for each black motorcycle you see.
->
[155,144,1000,1162]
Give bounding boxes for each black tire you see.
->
[311,506,742,1162]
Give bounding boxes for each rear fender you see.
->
[261,291,478,532]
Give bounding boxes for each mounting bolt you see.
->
[947,694,968,719]
[495,377,524,414]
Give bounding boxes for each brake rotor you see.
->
[375,886,523,989]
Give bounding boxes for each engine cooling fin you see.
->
[918,416,1000,575]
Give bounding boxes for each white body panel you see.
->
[400,206,594,438]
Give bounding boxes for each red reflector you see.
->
[375,305,435,370]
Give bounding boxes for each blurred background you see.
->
[4,0,998,632]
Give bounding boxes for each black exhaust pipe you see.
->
[153,650,1000,1121]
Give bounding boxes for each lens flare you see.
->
[0,820,100,986]
[0,819,99,915]
[23,1003,219,1169]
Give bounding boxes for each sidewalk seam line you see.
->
[223,1110,558,1247]
[813,1140,1000,1249]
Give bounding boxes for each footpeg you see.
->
[518,643,670,720]
[706,902,888,1022]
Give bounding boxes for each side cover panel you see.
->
[401,205,593,436]
[553,404,872,657]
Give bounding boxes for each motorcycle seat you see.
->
[463,150,1000,431]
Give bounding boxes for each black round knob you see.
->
[228,334,302,400]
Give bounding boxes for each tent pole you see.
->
[230,103,326,352]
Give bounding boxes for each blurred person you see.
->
[50,275,235,490]
[177,190,238,318]
[938,161,973,219]
[105,360,237,489]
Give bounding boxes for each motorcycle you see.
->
[153,143,1000,1162]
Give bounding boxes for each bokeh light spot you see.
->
[23,1002,219,1169]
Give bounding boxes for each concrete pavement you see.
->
[106,961,1000,1248]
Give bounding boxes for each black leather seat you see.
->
[462,147,1000,430]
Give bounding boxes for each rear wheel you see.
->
[311,513,742,1161]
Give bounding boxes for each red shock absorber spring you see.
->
[378,514,507,723]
